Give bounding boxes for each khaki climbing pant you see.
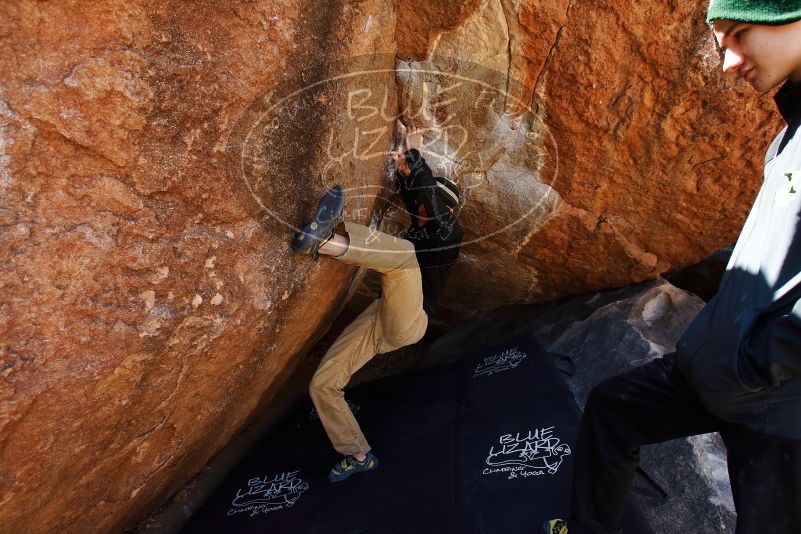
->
[309,221,428,456]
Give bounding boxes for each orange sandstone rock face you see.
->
[0,1,396,531]
[0,0,784,530]
[392,0,780,319]
[392,0,484,60]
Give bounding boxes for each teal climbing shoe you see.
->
[327,452,379,483]
[542,518,568,534]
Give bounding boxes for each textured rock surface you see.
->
[664,245,733,301]
[0,0,782,531]
[391,0,781,319]
[0,1,396,532]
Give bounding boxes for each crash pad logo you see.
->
[227,470,309,517]
[473,347,527,378]
[483,426,572,480]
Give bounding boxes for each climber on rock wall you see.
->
[543,1,801,534]
[292,126,463,482]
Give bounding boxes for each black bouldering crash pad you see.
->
[181,334,652,533]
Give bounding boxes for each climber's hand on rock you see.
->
[405,125,423,152]
[391,146,411,176]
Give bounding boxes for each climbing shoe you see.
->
[327,452,379,483]
[291,184,345,260]
[542,518,568,534]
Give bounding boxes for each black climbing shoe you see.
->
[291,185,345,260]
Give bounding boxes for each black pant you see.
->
[570,353,801,534]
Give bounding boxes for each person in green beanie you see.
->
[543,3,801,534]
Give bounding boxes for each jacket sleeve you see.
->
[738,297,801,389]
[404,149,456,239]
[395,170,419,216]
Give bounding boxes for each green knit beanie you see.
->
[707,0,801,24]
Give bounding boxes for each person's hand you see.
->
[405,125,423,152]
[390,125,424,176]
[390,146,411,176]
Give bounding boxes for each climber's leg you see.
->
[333,221,427,351]
[309,300,383,482]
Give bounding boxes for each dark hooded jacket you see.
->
[676,80,801,439]
[396,149,463,317]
